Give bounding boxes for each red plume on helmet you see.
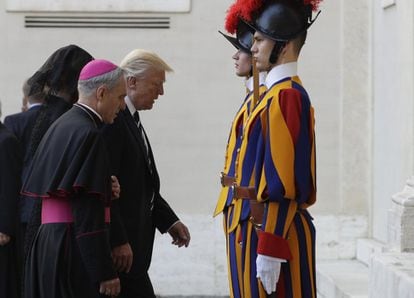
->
[222,0,257,53]
[239,0,263,22]
[304,0,322,12]
[224,0,243,34]
[224,0,264,34]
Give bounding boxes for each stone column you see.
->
[369,177,414,298]
[387,176,414,252]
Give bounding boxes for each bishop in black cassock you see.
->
[21,59,126,298]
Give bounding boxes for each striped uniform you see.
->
[225,63,316,298]
[214,75,267,298]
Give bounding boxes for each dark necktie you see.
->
[133,111,154,210]
[133,110,139,124]
[133,111,149,154]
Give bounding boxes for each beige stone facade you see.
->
[1,0,414,296]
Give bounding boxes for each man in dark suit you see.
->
[4,80,44,157]
[103,49,191,298]
[0,102,22,298]
[4,80,44,240]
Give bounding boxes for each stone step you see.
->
[356,238,387,266]
[316,260,369,298]
[370,252,414,298]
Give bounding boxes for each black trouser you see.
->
[119,272,155,298]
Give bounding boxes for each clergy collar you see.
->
[245,72,267,92]
[125,96,137,116]
[265,62,298,89]
[76,102,103,122]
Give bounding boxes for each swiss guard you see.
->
[214,0,267,297]
[215,0,322,297]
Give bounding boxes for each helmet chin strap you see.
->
[268,41,287,65]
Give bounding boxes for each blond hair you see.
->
[120,49,173,79]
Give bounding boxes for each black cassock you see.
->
[0,122,22,298]
[22,105,116,298]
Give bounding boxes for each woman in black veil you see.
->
[22,45,94,288]
[26,45,94,157]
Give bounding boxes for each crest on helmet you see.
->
[220,0,263,54]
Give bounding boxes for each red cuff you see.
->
[257,231,292,260]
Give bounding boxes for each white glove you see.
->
[256,254,286,294]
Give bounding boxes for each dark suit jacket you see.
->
[4,105,42,223]
[0,123,21,298]
[0,123,22,237]
[4,105,42,164]
[102,108,179,276]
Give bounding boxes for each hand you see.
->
[0,232,10,246]
[99,277,121,297]
[111,243,133,273]
[256,254,285,295]
[111,176,121,199]
[168,221,190,247]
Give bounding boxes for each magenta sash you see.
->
[41,198,110,224]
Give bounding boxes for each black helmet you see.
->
[220,18,254,54]
[247,0,319,41]
[244,0,319,64]
[253,1,308,41]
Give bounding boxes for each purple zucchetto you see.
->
[79,59,118,81]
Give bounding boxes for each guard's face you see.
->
[128,68,165,111]
[232,50,252,77]
[251,31,275,71]
[98,76,126,124]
